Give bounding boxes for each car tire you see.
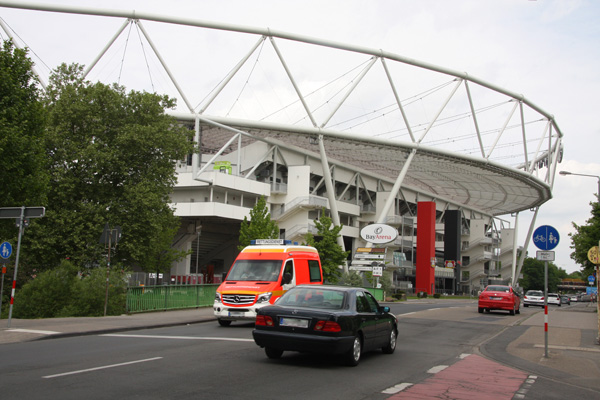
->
[509,305,515,316]
[218,319,232,327]
[524,304,529,307]
[265,347,283,359]
[345,335,362,366]
[516,304,521,314]
[478,307,483,313]
[382,329,397,354]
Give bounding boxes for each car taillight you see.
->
[314,320,341,332]
[255,315,274,326]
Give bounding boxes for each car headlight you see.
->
[215,292,222,303]
[256,292,272,303]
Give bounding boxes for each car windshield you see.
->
[526,291,543,296]
[278,287,346,310]
[486,286,510,293]
[226,260,282,282]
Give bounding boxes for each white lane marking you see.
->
[427,365,448,374]
[43,357,162,379]
[458,353,471,359]
[101,334,254,342]
[8,329,60,335]
[381,383,413,394]
[397,312,416,317]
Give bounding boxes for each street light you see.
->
[559,170,600,198]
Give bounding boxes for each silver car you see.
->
[547,293,561,306]
[524,290,545,307]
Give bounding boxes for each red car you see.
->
[478,285,521,315]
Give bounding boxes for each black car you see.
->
[252,285,398,366]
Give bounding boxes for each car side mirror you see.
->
[381,306,390,313]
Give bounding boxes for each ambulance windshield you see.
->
[226,260,282,282]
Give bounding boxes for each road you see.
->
[0,300,594,399]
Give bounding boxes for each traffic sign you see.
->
[588,246,599,264]
[588,275,595,284]
[536,251,555,261]
[533,225,560,251]
[0,242,12,259]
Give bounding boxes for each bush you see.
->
[417,291,428,298]
[433,293,441,299]
[13,261,127,318]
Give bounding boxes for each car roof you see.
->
[294,284,359,292]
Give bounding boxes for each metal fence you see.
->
[126,284,219,313]
[125,284,384,313]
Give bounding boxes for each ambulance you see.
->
[213,239,323,326]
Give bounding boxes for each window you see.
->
[308,260,322,282]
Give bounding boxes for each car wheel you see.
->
[509,305,515,315]
[345,335,362,366]
[382,329,397,354]
[558,303,561,307]
[218,319,232,327]
[265,347,283,359]
[478,308,483,313]
[524,304,529,307]
[516,304,521,314]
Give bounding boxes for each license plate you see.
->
[280,317,309,328]
[490,297,502,300]
[229,311,244,317]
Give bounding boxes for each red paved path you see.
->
[387,354,528,400]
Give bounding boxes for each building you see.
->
[2,4,564,293]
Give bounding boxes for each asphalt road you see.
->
[0,301,593,400]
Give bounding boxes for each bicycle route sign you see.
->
[533,225,560,251]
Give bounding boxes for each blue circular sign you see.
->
[533,225,560,251]
[0,241,13,259]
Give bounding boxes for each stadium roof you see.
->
[0,1,563,216]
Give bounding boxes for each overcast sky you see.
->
[1,0,599,274]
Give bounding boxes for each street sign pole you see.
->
[0,207,45,327]
[533,225,559,359]
[7,207,25,328]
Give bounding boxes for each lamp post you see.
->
[559,170,600,198]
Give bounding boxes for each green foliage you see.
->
[238,196,279,250]
[304,209,350,283]
[0,40,48,239]
[12,260,127,318]
[21,63,193,271]
[337,271,364,287]
[518,257,566,292]
[569,200,600,276]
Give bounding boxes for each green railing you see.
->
[126,284,219,313]
[125,284,384,313]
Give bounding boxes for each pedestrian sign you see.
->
[0,242,12,259]
[533,225,560,251]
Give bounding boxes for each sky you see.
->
[1,0,599,274]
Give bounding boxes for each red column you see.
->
[416,201,436,295]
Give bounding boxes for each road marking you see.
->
[101,334,254,342]
[42,357,162,379]
[381,382,413,394]
[8,329,60,335]
[426,365,448,374]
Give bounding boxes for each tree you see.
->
[305,209,349,283]
[569,200,600,277]
[238,196,279,250]
[22,63,193,272]
[518,257,566,292]
[0,40,48,239]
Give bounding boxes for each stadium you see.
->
[0,2,564,294]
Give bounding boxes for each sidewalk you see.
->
[1,301,599,391]
[0,307,216,344]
